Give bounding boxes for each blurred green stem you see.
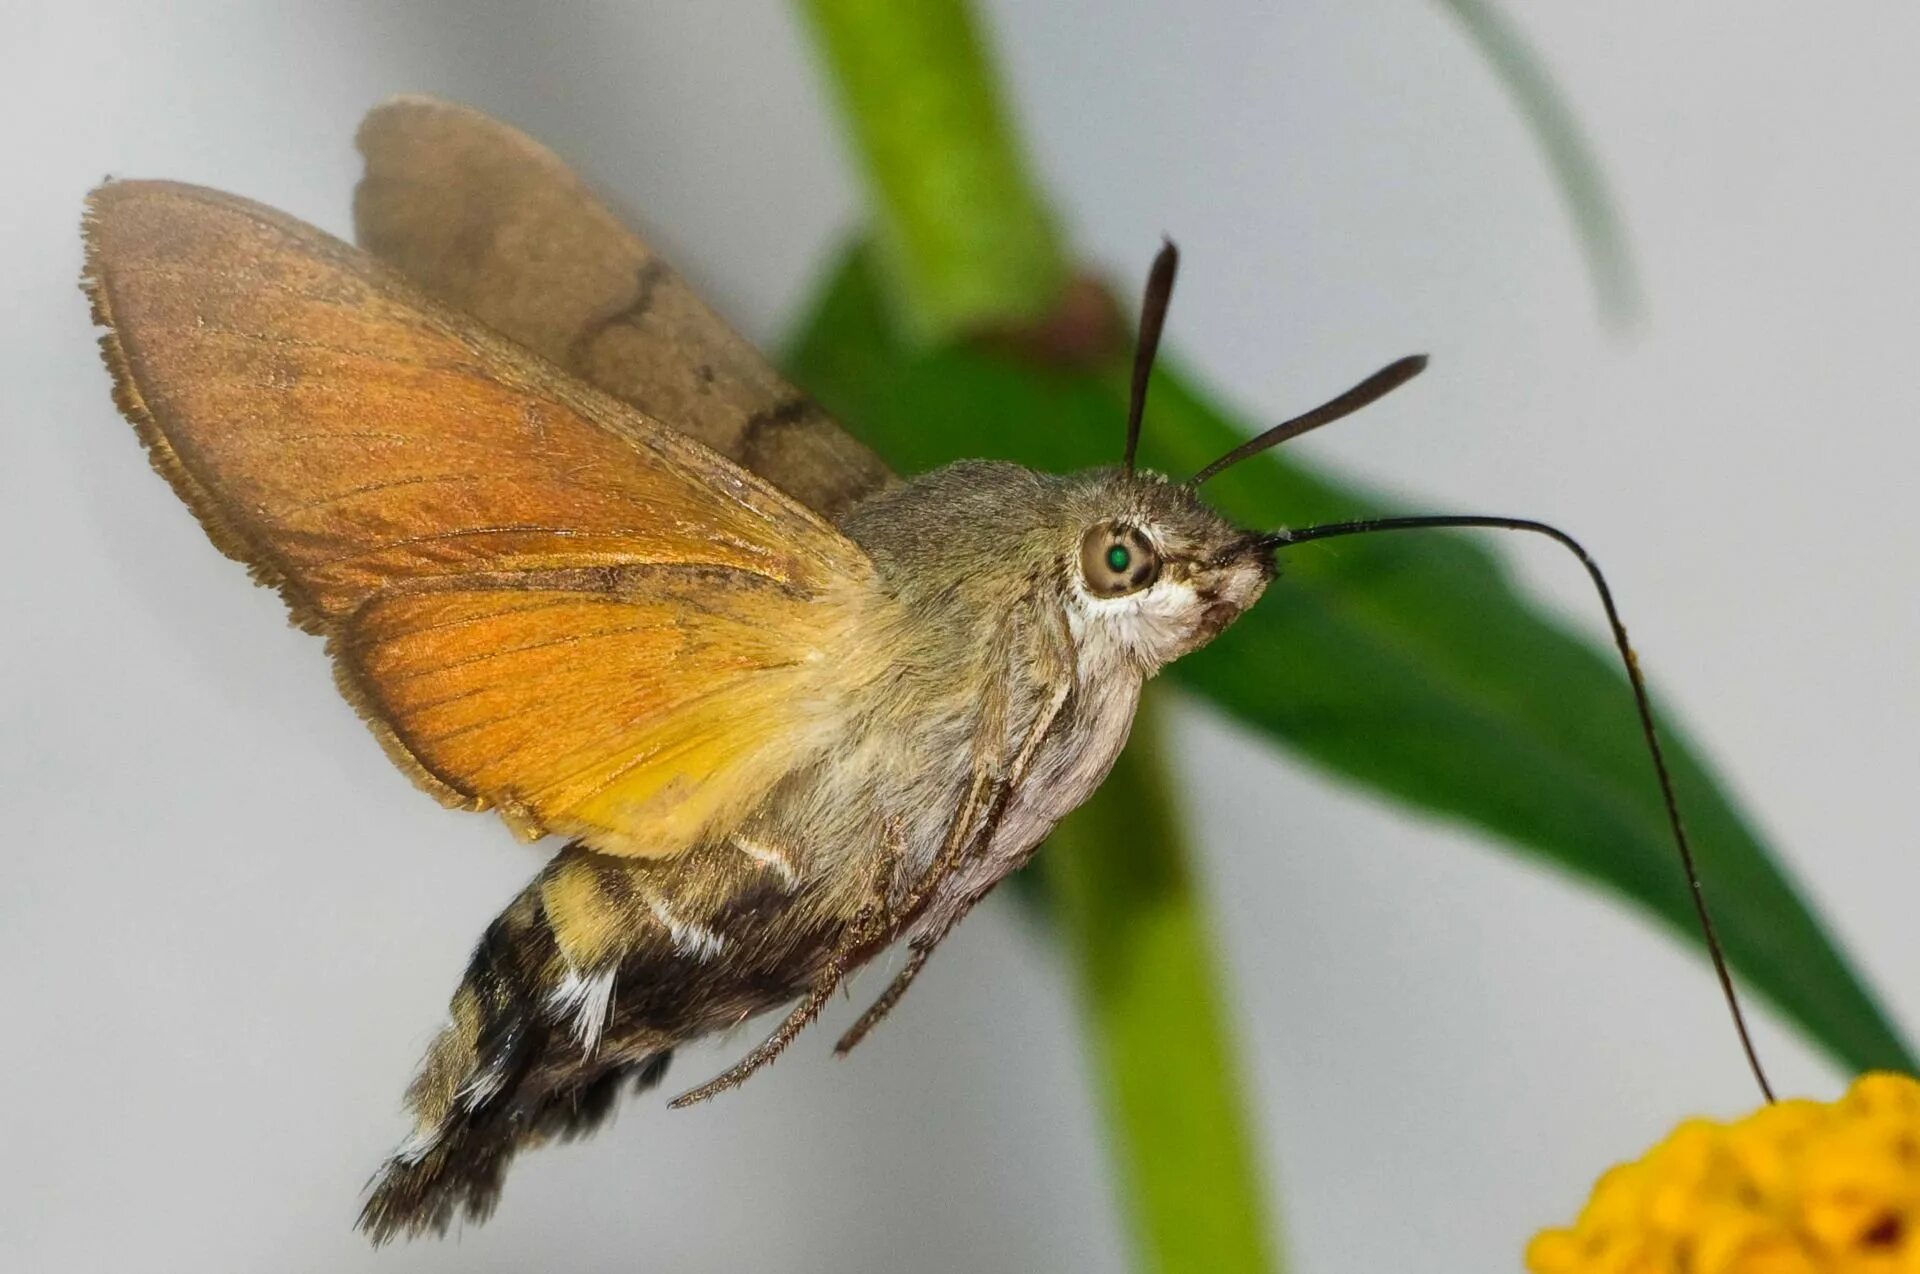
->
[800,0,1070,340]
[797,2,1280,1270]
[1045,695,1279,1273]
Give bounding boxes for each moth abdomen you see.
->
[360,1036,676,1244]
[356,892,523,1239]
[359,843,840,1242]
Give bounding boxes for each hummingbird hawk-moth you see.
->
[82,96,1766,1242]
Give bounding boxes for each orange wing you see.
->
[83,180,874,857]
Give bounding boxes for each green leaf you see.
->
[1044,693,1281,1274]
[787,242,1916,1077]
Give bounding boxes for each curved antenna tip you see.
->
[1187,352,1431,488]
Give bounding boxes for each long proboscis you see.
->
[1260,513,1777,1104]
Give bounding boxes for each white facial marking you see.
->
[647,898,728,960]
[731,832,799,887]
[1067,573,1203,672]
[547,965,619,1056]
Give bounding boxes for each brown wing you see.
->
[83,179,874,857]
[352,94,894,521]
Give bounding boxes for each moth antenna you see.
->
[1260,513,1776,1104]
[1187,355,1428,488]
[1123,239,1180,476]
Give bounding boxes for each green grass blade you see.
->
[1434,0,1643,326]
[787,243,1915,1076]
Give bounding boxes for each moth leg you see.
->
[833,870,1013,1056]
[665,979,835,1108]
[666,829,905,1108]
[835,662,1075,1056]
[895,775,995,924]
[675,601,1076,1096]
[833,937,936,1056]
[904,652,1071,924]
[886,619,1072,929]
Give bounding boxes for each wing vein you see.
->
[384,619,661,681]
[278,472,477,515]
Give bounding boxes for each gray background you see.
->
[6,2,1919,1270]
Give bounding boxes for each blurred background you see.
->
[6,2,1919,1270]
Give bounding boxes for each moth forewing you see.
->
[83,179,875,859]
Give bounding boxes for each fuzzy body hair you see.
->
[364,460,1270,1240]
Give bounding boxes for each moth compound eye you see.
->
[1078,522,1160,597]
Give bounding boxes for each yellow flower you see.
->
[1529,1073,1920,1274]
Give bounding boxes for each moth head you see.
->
[1059,472,1270,672]
[1067,237,1428,672]
[842,243,1426,678]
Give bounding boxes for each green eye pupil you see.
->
[1106,544,1131,572]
